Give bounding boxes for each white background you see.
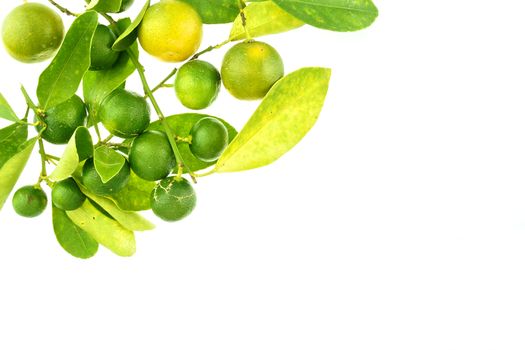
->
[1,0,525,349]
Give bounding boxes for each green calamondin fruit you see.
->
[175,60,221,110]
[51,178,86,211]
[1,3,64,63]
[12,186,48,218]
[221,41,284,100]
[90,24,120,71]
[129,130,177,181]
[98,89,151,138]
[151,177,196,222]
[189,117,229,162]
[36,95,87,145]
[82,158,131,196]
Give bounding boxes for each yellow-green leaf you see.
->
[49,127,93,182]
[52,206,99,259]
[0,93,19,122]
[67,201,136,257]
[112,0,150,51]
[229,1,303,41]
[0,138,37,210]
[79,186,155,231]
[215,67,331,173]
[110,171,155,211]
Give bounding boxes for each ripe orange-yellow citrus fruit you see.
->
[138,0,203,62]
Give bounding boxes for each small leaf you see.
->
[86,0,122,13]
[94,146,126,183]
[52,206,99,259]
[273,0,378,32]
[179,0,239,24]
[37,11,98,110]
[110,171,155,211]
[67,201,136,257]
[83,19,138,113]
[112,0,150,51]
[215,67,331,173]
[0,138,37,210]
[148,113,237,172]
[0,93,19,122]
[79,187,155,231]
[229,1,303,41]
[49,127,93,182]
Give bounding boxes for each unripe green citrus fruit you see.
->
[221,41,284,100]
[175,60,221,110]
[189,117,228,162]
[51,178,86,211]
[151,177,196,222]
[36,95,87,145]
[82,158,130,196]
[1,3,64,63]
[129,130,177,181]
[98,89,150,138]
[90,25,120,71]
[12,186,47,218]
[138,0,203,62]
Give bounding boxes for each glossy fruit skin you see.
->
[98,89,150,138]
[221,41,284,100]
[138,0,203,62]
[151,177,196,222]
[36,95,87,145]
[119,0,134,12]
[175,60,221,110]
[51,178,86,211]
[1,3,64,63]
[189,117,229,162]
[82,158,130,196]
[90,25,120,71]
[12,186,47,218]
[129,130,176,181]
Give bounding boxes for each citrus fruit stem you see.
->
[47,0,78,17]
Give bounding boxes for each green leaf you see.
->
[86,0,122,13]
[112,0,150,51]
[179,0,239,24]
[110,171,155,211]
[49,127,93,182]
[230,1,303,41]
[215,67,331,173]
[79,187,154,231]
[272,0,378,32]
[37,11,98,110]
[94,146,126,183]
[148,113,237,172]
[0,123,27,168]
[52,206,99,259]
[67,201,136,257]
[83,19,138,114]
[0,138,37,210]
[0,93,19,122]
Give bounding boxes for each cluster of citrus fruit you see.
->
[0,0,378,258]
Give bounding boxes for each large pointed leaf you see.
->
[52,206,99,259]
[49,127,93,182]
[273,0,378,32]
[0,138,37,210]
[0,93,19,122]
[79,185,154,231]
[67,201,136,257]
[230,1,303,41]
[215,67,331,173]
[179,0,239,24]
[37,11,98,109]
[94,146,126,183]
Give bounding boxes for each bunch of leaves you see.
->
[0,0,377,259]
